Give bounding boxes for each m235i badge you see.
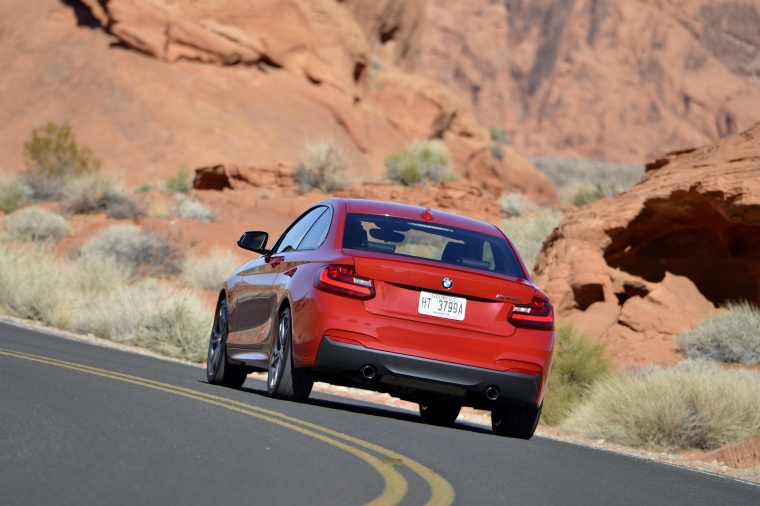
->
[497,294,522,303]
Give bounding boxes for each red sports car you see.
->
[207,198,554,438]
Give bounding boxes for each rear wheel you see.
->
[491,404,542,439]
[419,400,462,425]
[267,307,313,402]
[207,300,248,389]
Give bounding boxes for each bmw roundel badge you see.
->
[442,277,453,289]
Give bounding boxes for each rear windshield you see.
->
[342,213,525,279]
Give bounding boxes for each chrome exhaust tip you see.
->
[484,386,500,401]
[360,364,376,380]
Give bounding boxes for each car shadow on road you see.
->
[232,381,493,436]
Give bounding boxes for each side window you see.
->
[298,208,332,250]
[272,207,327,254]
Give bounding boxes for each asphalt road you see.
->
[1,320,758,506]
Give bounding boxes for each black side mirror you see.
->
[237,231,270,254]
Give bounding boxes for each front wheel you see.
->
[207,299,248,389]
[491,404,542,439]
[419,401,462,425]
[267,307,313,402]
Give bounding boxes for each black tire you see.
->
[207,300,248,389]
[267,307,314,402]
[419,400,462,425]
[491,403,542,439]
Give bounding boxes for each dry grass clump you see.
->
[0,243,209,362]
[172,194,215,222]
[498,192,537,218]
[60,173,142,219]
[541,324,611,426]
[678,301,760,365]
[531,156,643,206]
[561,360,760,451]
[294,140,350,194]
[80,225,184,277]
[0,175,32,213]
[385,140,452,186]
[3,207,69,243]
[501,208,564,272]
[181,248,241,290]
[23,122,101,201]
[163,168,193,195]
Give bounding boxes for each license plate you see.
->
[418,291,466,321]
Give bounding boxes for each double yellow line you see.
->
[0,348,454,506]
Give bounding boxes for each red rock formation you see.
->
[414,0,760,163]
[0,0,557,207]
[533,123,760,368]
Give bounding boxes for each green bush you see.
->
[385,140,452,186]
[294,140,350,194]
[60,173,142,219]
[0,243,209,362]
[530,156,643,205]
[678,301,760,365]
[501,208,564,272]
[562,360,760,451]
[23,122,101,201]
[173,194,215,222]
[164,168,193,195]
[3,207,69,243]
[541,323,611,426]
[0,175,32,213]
[489,126,511,145]
[80,225,183,277]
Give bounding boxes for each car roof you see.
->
[320,198,503,237]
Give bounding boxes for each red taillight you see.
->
[507,297,554,330]
[314,265,375,300]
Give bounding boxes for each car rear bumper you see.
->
[312,337,541,406]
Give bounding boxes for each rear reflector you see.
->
[507,297,554,330]
[314,265,375,300]
[326,336,364,347]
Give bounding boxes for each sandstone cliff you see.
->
[533,122,760,368]
[415,0,760,163]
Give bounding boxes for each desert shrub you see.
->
[0,175,32,213]
[173,194,215,222]
[77,279,210,362]
[3,207,69,243]
[561,360,760,451]
[530,156,643,205]
[678,301,760,365]
[489,143,505,161]
[498,192,537,218]
[541,323,611,426]
[0,245,64,323]
[181,248,240,290]
[164,168,193,195]
[501,208,564,272]
[80,224,183,277]
[60,173,142,219]
[293,140,350,194]
[385,140,452,186]
[489,126,511,145]
[0,243,209,362]
[23,122,101,200]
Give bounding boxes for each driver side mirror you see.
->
[237,231,270,254]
